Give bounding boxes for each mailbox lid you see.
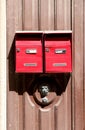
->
[45,35,72,73]
[15,32,43,73]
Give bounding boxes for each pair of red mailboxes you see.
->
[15,31,72,73]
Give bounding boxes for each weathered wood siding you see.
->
[6,0,84,130]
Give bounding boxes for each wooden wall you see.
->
[6,0,84,130]
[72,0,84,129]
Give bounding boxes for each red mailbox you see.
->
[15,31,43,73]
[44,31,72,73]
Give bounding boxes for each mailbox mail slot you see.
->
[44,32,72,73]
[15,32,43,73]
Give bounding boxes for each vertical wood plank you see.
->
[24,93,36,130]
[55,97,65,130]
[54,82,71,130]
[17,75,24,130]
[7,0,22,52]
[72,0,84,129]
[39,0,54,30]
[54,0,71,30]
[23,0,39,30]
[39,108,54,130]
[7,0,23,130]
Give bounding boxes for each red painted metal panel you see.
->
[45,36,72,73]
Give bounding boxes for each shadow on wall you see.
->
[8,38,71,96]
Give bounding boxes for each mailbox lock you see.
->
[45,48,49,52]
[16,48,20,53]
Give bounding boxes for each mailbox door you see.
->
[45,38,72,73]
[16,38,43,73]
